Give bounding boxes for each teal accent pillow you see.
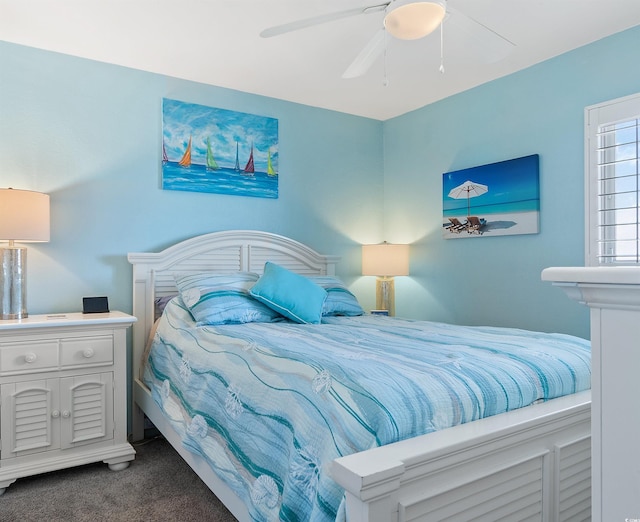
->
[308,276,364,317]
[175,272,282,326]
[249,262,327,324]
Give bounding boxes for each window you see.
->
[586,93,640,265]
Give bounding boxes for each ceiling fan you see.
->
[260,0,515,79]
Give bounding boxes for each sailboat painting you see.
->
[162,98,279,198]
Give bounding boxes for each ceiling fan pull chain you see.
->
[439,17,445,74]
[383,30,390,87]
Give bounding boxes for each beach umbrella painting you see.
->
[448,180,489,216]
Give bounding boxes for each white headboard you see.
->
[127,230,339,381]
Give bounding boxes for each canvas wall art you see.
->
[162,98,279,198]
[442,154,540,239]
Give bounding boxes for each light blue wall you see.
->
[2,26,640,340]
[0,42,384,316]
[383,25,640,338]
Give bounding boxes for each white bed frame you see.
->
[128,230,591,522]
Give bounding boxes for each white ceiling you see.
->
[2,0,640,120]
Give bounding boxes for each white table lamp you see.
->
[0,188,50,319]
[362,242,409,316]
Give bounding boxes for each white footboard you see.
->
[332,391,590,522]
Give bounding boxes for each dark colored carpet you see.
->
[0,437,236,521]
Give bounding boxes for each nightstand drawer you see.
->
[0,340,59,374]
[60,336,113,368]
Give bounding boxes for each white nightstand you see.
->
[0,311,136,495]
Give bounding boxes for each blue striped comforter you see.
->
[143,297,590,522]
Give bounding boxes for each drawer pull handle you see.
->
[51,410,60,418]
[83,348,95,358]
[24,353,37,363]
[62,410,71,418]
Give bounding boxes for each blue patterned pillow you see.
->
[249,262,327,324]
[175,272,282,326]
[308,276,364,316]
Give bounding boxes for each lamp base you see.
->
[0,246,28,320]
[375,276,396,316]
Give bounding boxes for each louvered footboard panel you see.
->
[556,436,591,522]
[333,392,591,522]
[400,454,547,522]
[398,436,592,522]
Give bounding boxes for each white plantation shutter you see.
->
[586,93,640,265]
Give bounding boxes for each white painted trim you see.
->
[584,92,640,266]
[543,265,640,521]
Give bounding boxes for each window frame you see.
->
[585,92,640,266]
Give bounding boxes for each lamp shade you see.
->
[362,243,410,277]
[384,1,445,40]
[0,189,50,242]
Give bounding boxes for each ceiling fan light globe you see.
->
[384,2,446,40]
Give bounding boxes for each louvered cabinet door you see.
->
[0,378,61,457]
[59,373,114,448]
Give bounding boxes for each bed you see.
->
[128,230,591,522]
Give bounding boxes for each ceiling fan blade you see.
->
[446,6,515,63]
[260,3,389,38]
[342,29,386,79]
